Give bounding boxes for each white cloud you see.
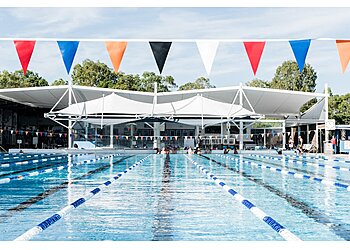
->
[0,8,350,94]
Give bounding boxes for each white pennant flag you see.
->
[196,40,219,75]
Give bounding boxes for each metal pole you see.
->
[239,121,244,150]
[85,122,88,141]
[110,124,114,148]
[239,82,243,106]
[282,120,286,149]
[324,83,329,144]
[68,81,72,149]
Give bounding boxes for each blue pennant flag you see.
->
[57,41,80,74]
[289,39,311,73]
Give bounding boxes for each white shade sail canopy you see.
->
[286,98,326,126]
[54,92,153,116]
[53,92,257,120]
[154,94,257,118]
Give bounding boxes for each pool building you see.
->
[1,83,350,242]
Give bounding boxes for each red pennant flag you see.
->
[14,40,36,75]
[105,41,127,73]
[243,42,266,76]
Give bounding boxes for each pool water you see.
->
[0,153,349,241]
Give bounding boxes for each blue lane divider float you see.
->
[0,152,65,161]
[284,152,350,164]
[0,153,89,168]
[14,154,151,241]
[219,154,350,192]
[0,155,67,168]
[0,152,87,162]
[0,154,121,185]
[249,154,350,172]
[185,155,301,241]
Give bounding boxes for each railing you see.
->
[0,145,7,153]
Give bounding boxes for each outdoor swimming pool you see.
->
[0,152,349,241]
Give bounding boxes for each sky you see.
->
[0,7,350,94]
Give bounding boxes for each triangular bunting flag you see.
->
[243,41,266,75]
[149,42,172,74]
[13,40,36,75]
[105,41,127,73]
[336,40,350,73]
[289,39,311,73]
[57,41,80,74]
[196,40,219,75]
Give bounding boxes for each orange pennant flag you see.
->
[336,40,350,73]
[105,41,127,73]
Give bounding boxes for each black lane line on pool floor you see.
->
[152,154,174,241]
[0,155,134,223]
[245,155,350,184]
[200,155,350,241]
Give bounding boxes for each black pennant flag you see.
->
[149,42,172,74]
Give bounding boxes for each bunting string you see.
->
[0,37,349,77]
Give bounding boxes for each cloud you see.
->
[0,7,350,93]
[5,8,107,36]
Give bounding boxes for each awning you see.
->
[51,93,257,121]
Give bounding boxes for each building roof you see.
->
[0,84,326,119]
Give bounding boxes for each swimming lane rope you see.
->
[185,155,301,241]
[220,154,350,191]
[14,154,151,241]
[0,153,120,185]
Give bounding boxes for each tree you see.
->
[270,60,317,92]
[139,72,177,92]
[71,59,118,88]
[270,61,317,112]
[109,72,141,91]
[245,78,270,88]
[178,77,215,91]
[51,78,68,86]
[70,60,176,92]
[329,93,350,124]
[0,70,48,88]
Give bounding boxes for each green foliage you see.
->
[0,70,48,88]
[270,60,317,92]
[139,71,177,92]
[329,93,350,124]
[300,98,318,113]
[252,121,281,128]
[245,78,270,88]
[109,72,141,91]
[70,60,176,92]
[71,59,117,88]
[178,77,215,91]
[51,78,68,86]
